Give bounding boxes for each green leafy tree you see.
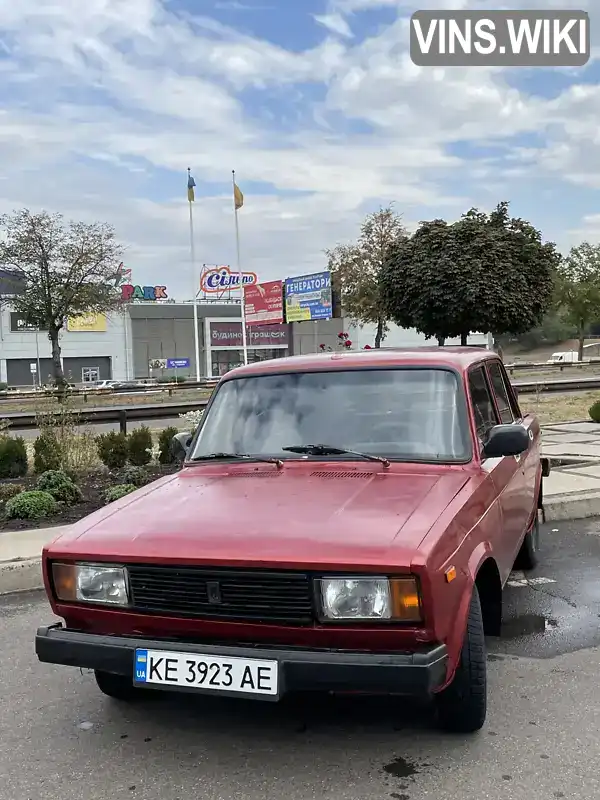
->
[0,209,124,387]
[325,206,408,348]
[381,202,559,345]
[557,242,600,361]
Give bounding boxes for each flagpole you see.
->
[232,169,248,366]
[188,168,201,381]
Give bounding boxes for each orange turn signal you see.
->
[445,566,457,583]
[52,563,77,602]
[390,577,422,622]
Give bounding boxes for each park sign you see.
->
[121,284,168,301]
[284,271,332,322]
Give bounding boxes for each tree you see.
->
[0,210,124,387]
[380,202,559,346]
[557,242,600,361]
[325,206,408,348]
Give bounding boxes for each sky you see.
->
[0,0,599,301]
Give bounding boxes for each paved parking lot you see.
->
[2,518,600,800]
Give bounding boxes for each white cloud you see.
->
[314,13,354,38]
[0,0,598,298]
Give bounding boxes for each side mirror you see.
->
[482,424,530,458]
[171,431,193,460]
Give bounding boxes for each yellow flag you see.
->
[187,170,196,202]
[234,182,244,210]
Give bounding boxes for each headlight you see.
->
[317,576,422,622]
[52,563,130,606]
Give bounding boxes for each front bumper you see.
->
[35,623,448,699]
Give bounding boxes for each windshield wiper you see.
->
[189,452,283,468]
[281,444,389,468]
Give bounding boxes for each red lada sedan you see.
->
[35,347,547,733]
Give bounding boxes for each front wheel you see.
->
[434,587,487,733]
[514,511,540,571]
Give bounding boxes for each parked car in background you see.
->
[36,347,547,733]
[90,380,118,390]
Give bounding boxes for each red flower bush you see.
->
[344,339,352,348]
[363,344,372,349]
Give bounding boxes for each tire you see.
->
[435,586,487,733]
[514,510,540,571]
[94,670,142,702]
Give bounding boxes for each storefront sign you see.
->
[284,271,332,322]
[66,313,107,332]
[10,313,38,332]
[201,266,257,293]
[166,358,190,369]
[244,281,284,325]
[209,321,288,347]
[121,284,168,301]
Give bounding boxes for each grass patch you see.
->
[519,391,599,425]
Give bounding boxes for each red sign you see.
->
[243,280,284,325]
[209,322,289,348]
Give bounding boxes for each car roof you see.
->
[225,346,498,379]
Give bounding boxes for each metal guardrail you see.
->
[2,399,209,434]
[505,359,600,374]
[514,376,600,393]
[0,361,598,403]
[0,379,219,404]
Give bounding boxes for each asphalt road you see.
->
[2,518,600,800]
[10,417,183,440]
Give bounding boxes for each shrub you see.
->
[0,382,7,392]
[117,465,147,487]
[158,426,179,464]
[96,431,128,470]
[0,483,24,503]
[36,470,82,505]
[589,400,600,423]
[128,426,153,466]
[62,432,98,475]
[105,484,136,504]
[33,431,62,474]
[5,490,57,519]
[0,437,28,478]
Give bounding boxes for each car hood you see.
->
[49,464,470,569]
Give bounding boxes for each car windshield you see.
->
[190,367,471,463]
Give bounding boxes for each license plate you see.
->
[133,648,279,697]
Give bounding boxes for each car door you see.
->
[486,359,539,536]
[467,365,522,578]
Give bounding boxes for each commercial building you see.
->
[128,302,291,379]
[0,307,132,387]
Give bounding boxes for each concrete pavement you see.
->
[3,517,600,799]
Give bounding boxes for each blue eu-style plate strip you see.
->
[134,649,148,682]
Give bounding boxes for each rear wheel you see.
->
[435,587,487,733]
[95,670,142,701]
[514,511,540,571]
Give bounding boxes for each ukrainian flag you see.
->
[187,170,196,202]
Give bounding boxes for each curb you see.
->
[0,526,67,596]
[0,558,43,595]
[543,491,600,522]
